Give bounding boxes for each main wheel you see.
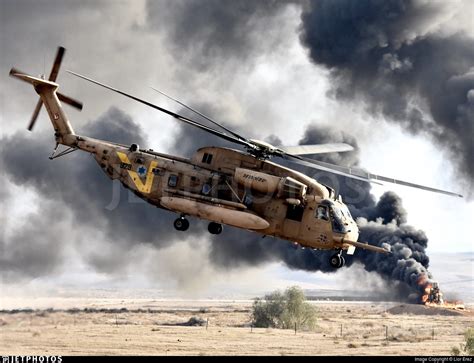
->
[339,255,346,268]
[329,253,342,268]
[208,222,223,235]
[174,217,189,231]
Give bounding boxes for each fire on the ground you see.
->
[418,275,465,310]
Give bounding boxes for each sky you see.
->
[0,0,473,300]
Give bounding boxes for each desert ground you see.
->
[0,299,472,356]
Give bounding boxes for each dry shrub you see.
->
[251,286,317,331]
[465,328,474,355]
[451,346,461,356]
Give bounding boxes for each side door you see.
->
[282,204,305,239]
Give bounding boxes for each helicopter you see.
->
[9,46,463,268]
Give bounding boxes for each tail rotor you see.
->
[10,46,82,131]
[28,46,64,131]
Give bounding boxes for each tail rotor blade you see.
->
[27,98,43,131]
[48,46,65,82]
[57,92,83,111]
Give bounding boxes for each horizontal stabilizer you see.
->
[9,69,58,88]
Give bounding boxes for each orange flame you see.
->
[417,275,464,310]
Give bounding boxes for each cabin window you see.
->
[316,205,329,221]
[168,174,178,187]
[201,153,213,164]
[243,195,253,207]
[286,204,304,222]
[189,176,200,187]
[152,168,164,176]
[201,183,212,195]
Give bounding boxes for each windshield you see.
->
[330,205,347,233]
[339,204,353,220]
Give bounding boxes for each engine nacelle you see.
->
[234,168,307,200]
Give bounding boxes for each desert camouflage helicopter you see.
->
[9,47,462,268]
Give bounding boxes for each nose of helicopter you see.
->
[345,219,360,243]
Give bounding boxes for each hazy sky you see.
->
[1,0,473,298]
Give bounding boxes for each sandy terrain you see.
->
[1,300,472,356]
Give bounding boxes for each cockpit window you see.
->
[332,206,343,220]
[319,200,348,234]
[316,205,329,221]
[340,205,352,220]
[330,205,347,234]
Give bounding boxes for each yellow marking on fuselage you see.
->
[117,151,158,194]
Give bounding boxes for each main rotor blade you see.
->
[284,154,463,198]
[151,87,246,141]
[286,155,383,185]
[49,46,65,82]
[27,98,43,131]
[67,71,254,149]
[281,143,354,155]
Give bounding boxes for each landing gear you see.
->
[174,217,189,231]
[208,222,223,235]
[329,250,345,268]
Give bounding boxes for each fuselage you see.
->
[64,133,360,251]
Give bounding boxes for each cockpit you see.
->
[316,200,352,234]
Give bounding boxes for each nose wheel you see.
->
[329,251,345,268]
[208,222,223,235]
[174,216,189,231]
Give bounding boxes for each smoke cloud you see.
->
[146,0,300,71]
[0,108,187,281]
[299,0,474,195]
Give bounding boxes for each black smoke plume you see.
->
[299,0,474,196]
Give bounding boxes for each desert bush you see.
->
[451,346,461,356]
[465,328,474,355]
[251,286,316,330]
[252,291,285,328]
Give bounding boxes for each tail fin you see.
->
[9,46,81,141]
